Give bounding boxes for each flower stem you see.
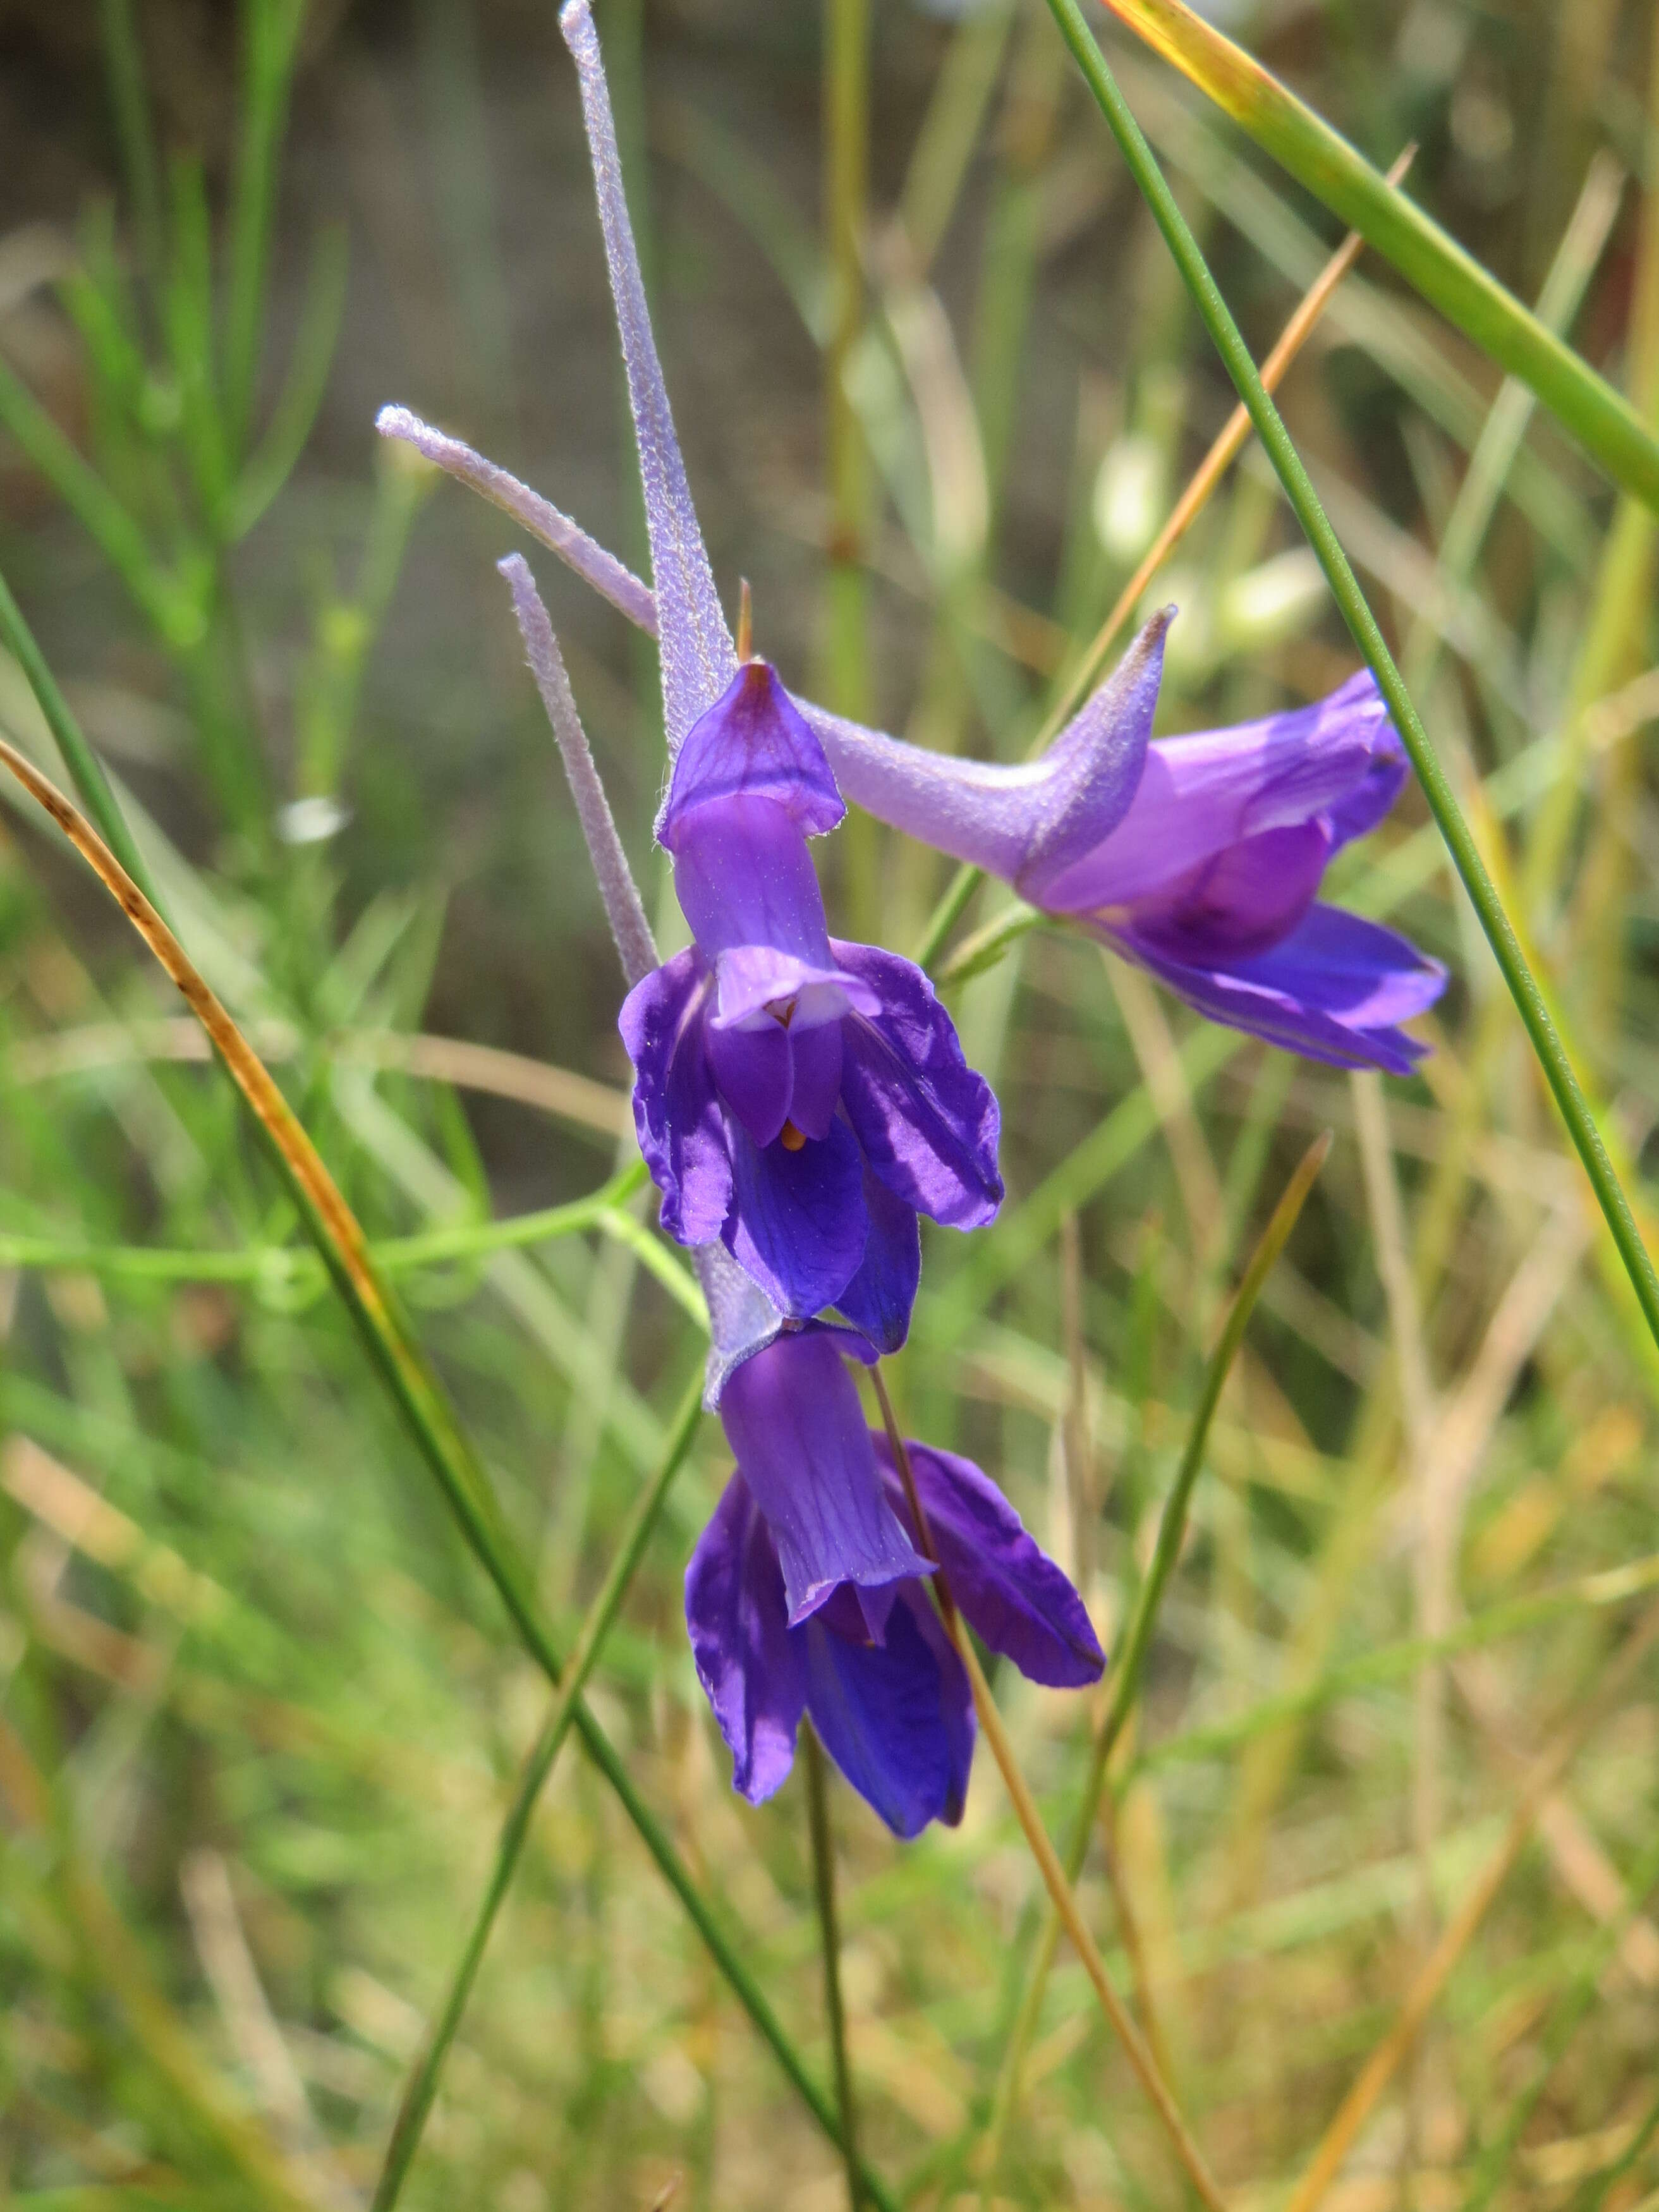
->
[803,1725,863,2212]
[1042,0,1659,1363]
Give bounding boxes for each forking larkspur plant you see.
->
[376,0,1442,1833]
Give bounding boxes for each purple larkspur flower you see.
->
[521,0,999,1339]
[620,656,1001,1342]
[685,1328,1103,1837]
[810,636,1446,1074]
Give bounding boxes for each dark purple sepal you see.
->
[801,1584,973,1837]
[723,1111,868,1320]
[832,940,1002,1230]
[834,1169,921,1354]
[619,950,732,1244]
[684,1473,806,1805]
[659,661,845,846]
[718,1332,930,1624]
[879,1438,1106,1689]
[1112,901,1445,1076]
[705,1016,793,1150]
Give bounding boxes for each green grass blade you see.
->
[226,222,349,540]
[1097,0,1659,514]
[370,1369,704,2211]
[224,0,307,462]
[1042,0,1659,1367]
[0,360,195,647]
[99,0,165,284]
[0,562,162,909]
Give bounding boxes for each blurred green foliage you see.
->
[2,2,1659,2208]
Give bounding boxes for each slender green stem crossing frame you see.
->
[805,1727,864,2212]
[372,1370,704,2211]
[1041,0,1659,1364]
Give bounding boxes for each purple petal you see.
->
[802,1584,973,1837]
[833,1171,921,1355]
[786,1016,844,1141]
[1038,669,1399,915]
[660,662,844,844]
[671,796,838,971]
[832,941,1002,1229]
[706,1018,793,1150]
[685,1474,805,1805]
[1110,901,1446,1074]
[724,1111,869,1320]
[711,944,878,1028]
[1132,821,1332,960]
[561,1,736,747]
[794,612,1167,885]
[718,1333,930,1624]
[1325,724,1409,851]
[618,951,732,1245]
[880,1438,1105,1689]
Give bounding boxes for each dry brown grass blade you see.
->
[1281,1599,1659,2212]
[869,1370,1230,2212]
[0,731,492,1524]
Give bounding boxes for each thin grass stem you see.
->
[0,563,162,909]
[371,1368,703,2211]
[1041,0,1659,1366]
[99,0,165,285]
[803,1725,863,2212]
[869,1370,1228,2212]
[980,1127,1329,2172]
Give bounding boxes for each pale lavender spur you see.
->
[686,1327,1104,1837]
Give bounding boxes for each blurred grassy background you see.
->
[3,1,1659,2207]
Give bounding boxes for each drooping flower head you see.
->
[687,1327,1104,1836]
